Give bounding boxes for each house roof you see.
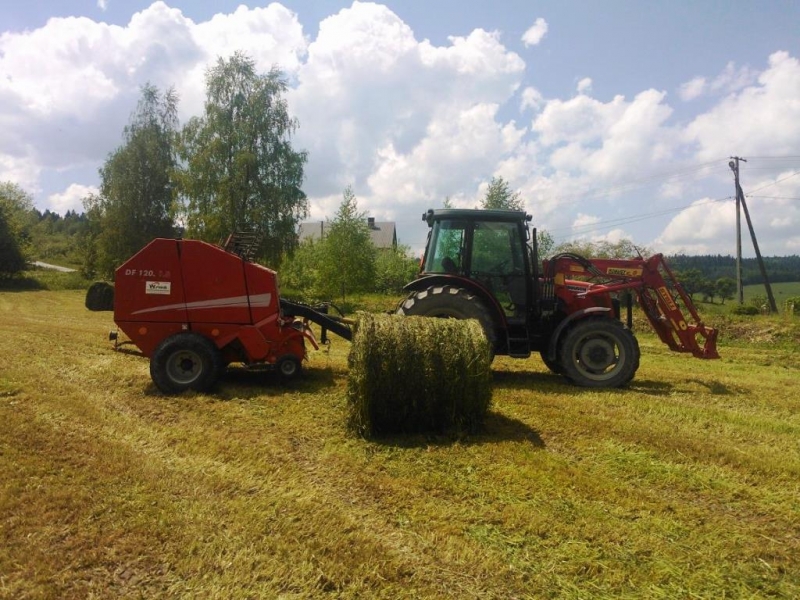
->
[298,220,397,249]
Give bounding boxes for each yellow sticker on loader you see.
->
[607,267,643,277]
[658,286,678,311]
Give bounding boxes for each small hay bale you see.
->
[347,313,492,437]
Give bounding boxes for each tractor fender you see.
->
[545,307,612,362]
[402,275,508,328]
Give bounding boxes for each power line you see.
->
[743,155,800,159]
[537,158,730,208]
[744,170,800,194]
[747,195,800,200]
[547,196,732,237]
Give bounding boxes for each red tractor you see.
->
[397,208,719,387]
[106,233,351,394]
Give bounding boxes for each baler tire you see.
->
[276,355,302,380]
[558,319,639,388]
[396,285,499,352]
[150,333,222,394]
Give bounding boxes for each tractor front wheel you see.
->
[558,319,639,388]
[150,333,222,394]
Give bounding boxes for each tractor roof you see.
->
[423,208,532,226]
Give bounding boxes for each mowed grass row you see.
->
[1,289,799,599]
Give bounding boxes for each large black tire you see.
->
[539,350,562,374]
[396,285,499,351]
[150,333,222,394]
[276,355,302,380]
[85,281,114,311]
[558,319,639,388]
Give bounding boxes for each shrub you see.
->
[731,304,759,316]
[748,294,768,311]
[347,313,492,437]
[785,297,800,316]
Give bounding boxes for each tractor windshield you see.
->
[424,219,467,274]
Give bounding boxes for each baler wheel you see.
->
[558,319,639,388]
[150,333,222,394]
[276,355,302,380]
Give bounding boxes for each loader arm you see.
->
[548,253,719,359]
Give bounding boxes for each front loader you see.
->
[397,208,719,387]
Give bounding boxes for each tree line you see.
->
[665,254,800,286]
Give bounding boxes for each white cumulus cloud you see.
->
[48,184,99,214]
[680,61,760,101]
[522,18,548,47]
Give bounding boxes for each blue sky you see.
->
[2,1,799,255]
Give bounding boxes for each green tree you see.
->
[699,278,716,303]
[536,229,555,259]
[0,182,33,277]
[553,238,648,260]
[676,268,705,300]
[316,187,376,300]
[375,245,420,294]
[178,52,308,266]
[88,84,179,277]
[714,277,736,304]
[480,176,524,211]
[279,237,323,295]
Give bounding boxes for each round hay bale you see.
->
[85,281,115,311]
[347,313,492,437]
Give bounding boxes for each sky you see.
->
[2,1,800,256]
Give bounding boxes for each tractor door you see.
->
[469,220,529,319]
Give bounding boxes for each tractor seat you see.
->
[441,257,457,273]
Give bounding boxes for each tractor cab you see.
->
[420,208,534,321]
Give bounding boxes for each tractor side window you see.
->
[471,221,521,276]
[471,221,527,317]
[424,219,466,274]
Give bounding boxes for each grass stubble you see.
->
[0,288,798,598]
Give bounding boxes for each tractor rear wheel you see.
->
[539,350,562,374]
[558,319,639,388]
[396,285,499,351]
[150,333,222,394]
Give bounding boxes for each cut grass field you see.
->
[1,286,799,599]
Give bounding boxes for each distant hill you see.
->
[665,254,800,285]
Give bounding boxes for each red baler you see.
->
[109,236,351,394]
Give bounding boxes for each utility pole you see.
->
[731,157,744,304]
[728,157,778,313]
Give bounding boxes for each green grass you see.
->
[743,281,800,303]
[0,268,91,292]
[1,289,799,598]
